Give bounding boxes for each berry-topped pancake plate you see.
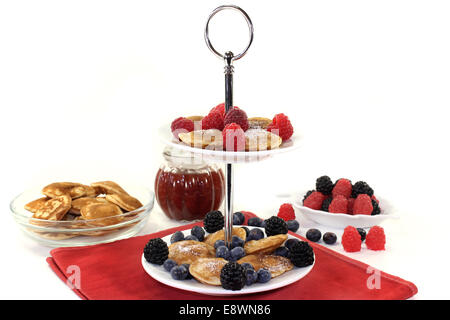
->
[141,227,315,296]
[293,194,398,229]
[158,123,302,164]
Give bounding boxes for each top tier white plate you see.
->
[158,123,302,164]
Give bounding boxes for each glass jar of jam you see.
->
[155,148,225,221]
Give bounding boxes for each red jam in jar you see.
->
[155,148,225,221]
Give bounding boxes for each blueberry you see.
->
[233,212,245,225]
[191,226,205,241]
[231,235,244,249]
[163,259,177,272]
[357,228,367,242]
[306,229,322,242]
[274,246,290,258]
[170,265,188,280]
[245,268,258,286]
[230,246,245,261]
[184,235,199,241]
[170,231,184,244]
[248,217,264,227]
[181,264,193,279]
[214,240,226,249]
[240,262,254,271]
[247,228,264,241]
[216,245,230,260]
[285,238,301,251]
[241,226,250,237]
[286,220,299,232]
[257,268,271,283]
[323,232,337,245]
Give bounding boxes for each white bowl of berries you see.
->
[292,176,398,229]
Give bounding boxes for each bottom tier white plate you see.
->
[141,227,315,296]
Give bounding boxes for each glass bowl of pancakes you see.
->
[10,181,154,247]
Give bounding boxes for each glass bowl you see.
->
[10,184,154,247]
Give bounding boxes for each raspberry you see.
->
[328,195,348,214]
[201,111,224,130]
[222,123,246,151]
[267,113,294,141]
[332,179,352,198]
[353,194,373,215]
[341,226,362,252]
[277,203,295,221]
[223,107,249,131]
[366,226,386,251]
[303,191,326,210]
[171,117,194,139]
[347,197,355,215]
[210,103,226,117]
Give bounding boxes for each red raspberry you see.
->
[353,194,373,215]
[222,123,246,151]
[201,111,224,130]
[267,113,294,141]
[277,203,296,221]
[371,195,379,204]
[341,226,362,252]
[303,191,326,210]
[171,117,194,139]
[332,179,352,198]
[366,226,386,251]
[223,107,249,131]
[210,103,226,118]
[328,195,348,214]
[347,197,355,215]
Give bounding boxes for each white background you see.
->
[1,0,449,299]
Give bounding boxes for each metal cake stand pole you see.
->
[204,5,254,248]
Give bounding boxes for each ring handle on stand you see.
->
[204,5,254,62]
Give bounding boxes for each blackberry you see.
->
[351,181,374,198]
[143,238,169,265]
[321,197,332,212]
[323,232,337,245]
[316,176,334,195]
[285,238,301,251]
[371,199,381,216]
[357,228,367,242]
[306,228,322,242]
[191,226,205,241]
[290,241,315,267]
[264,216,288,236]
[233,212,245,225]
[203,211,224,233]
[286,220,299,232]
[220,262,246,291]
[302,190,315,204]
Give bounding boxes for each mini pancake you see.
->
[105,193,143,212]
[25,197,50,213]
[168,240,215,265]
[90,181,129,196]
[189,258,227,286]
[178,129,223,149]
[238,254,293,278]
[244,234,288,255]
[248,117,272,129]
[80,202,123,226]
[42,182,97,199]
[32,195,72,221]
[204,227,247,247]
[245,129,282,151]
[69,197,108,215]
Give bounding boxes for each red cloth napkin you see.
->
[47,214,417,300]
